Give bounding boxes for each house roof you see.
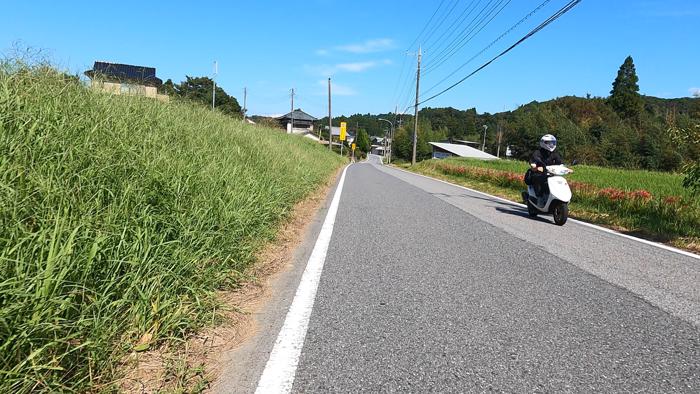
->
[450,138,479,146]
[429,142,499,160]
[328,126,354,138]
[84,61,163,86]
[276,109,318,122]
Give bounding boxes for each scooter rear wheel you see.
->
[552,201,568,225]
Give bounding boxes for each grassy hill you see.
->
[0,63,345,392]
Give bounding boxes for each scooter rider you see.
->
[530,134,564,199]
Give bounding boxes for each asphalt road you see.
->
[218,155,700,393]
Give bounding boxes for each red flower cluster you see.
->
[436,163,523,187]
[628,189,652,201]
[663,196,682,205]
[598,187,627,201]
[598,187,653,203]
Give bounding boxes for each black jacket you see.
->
[530,148,562,168]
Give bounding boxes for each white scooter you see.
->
[521,165,573,225]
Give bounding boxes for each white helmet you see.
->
[540,134,557,152]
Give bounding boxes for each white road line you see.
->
[255,165,350,394]
[388,166,700,261]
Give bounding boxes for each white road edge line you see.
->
[255,165,350,394]
[389,165,700,261]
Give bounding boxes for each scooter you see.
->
[521,165,573,225]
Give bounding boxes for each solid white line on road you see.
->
[389,165,700,261]
[255,165,350,394]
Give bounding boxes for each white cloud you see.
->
[336,61,378,72]
[333,83,358,96]
[316,80,356,96]
[690,87,700,97]
[305,59,391,76]
[315,38,396,56]
[335,38,396,54]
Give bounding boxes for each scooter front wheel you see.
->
[552,201,568,225]
[526,200,539,217]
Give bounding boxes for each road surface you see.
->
[215,155,699,393]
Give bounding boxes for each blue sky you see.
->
[3,1,698,117]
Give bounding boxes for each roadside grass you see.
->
[0,63,345,392]
[399,158,699,252]
[435,158,690,198]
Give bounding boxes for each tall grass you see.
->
[0,63,345,392]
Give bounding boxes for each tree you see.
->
[171,76,241,118]
[671,116,700,193]
[355,129,371,153]
[159,78,177,96]
[609,56,643,120]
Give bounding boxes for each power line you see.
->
[423,0,480,53]
[422,0,494,68]
[411,0,583,110]
[390,53,410,106]
[421,0,461,49]
[406,0,447,51]
[424,0,511,75]
[423,0,552,95]
[391,0,447,108]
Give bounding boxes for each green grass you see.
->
[403,158,699,250]
[443,158,690,198]
[0,63,345,392]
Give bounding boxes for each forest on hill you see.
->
[315,56,700,180]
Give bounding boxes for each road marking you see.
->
[255,165,350,394]
[388,166,700,261]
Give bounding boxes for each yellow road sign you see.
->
[351,143,356,151]
[340,122,347,141]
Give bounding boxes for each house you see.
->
[329,126,354,144]
[276,109,317,133]
[429,142,499,160]
[371,136,390,156]
[84,61,167,100]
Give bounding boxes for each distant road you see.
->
[217,154,700,393]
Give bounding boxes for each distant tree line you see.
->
[317,56,700,178]
[159,76,242,118]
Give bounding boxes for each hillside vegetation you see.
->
[0,63,345,392]
[316,57,700,189]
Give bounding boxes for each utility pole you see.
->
[496,123,503,158]
[482,124,488,151]
[328,78,332,151]
[212,61,218,110]
[290,88,295,134]
[412,46,422,166]
[242,87,247,121]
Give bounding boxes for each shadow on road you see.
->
[495,206,552,224]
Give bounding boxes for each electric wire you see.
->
[423,0,511,75]
[423,0,552,95]
[422,0,492,68]
[414,0,582,109]
[422,0,480,56]
[390,54,410,107]
[420,0,461,49]
[406,0,447,51]
[391,0,446,109]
